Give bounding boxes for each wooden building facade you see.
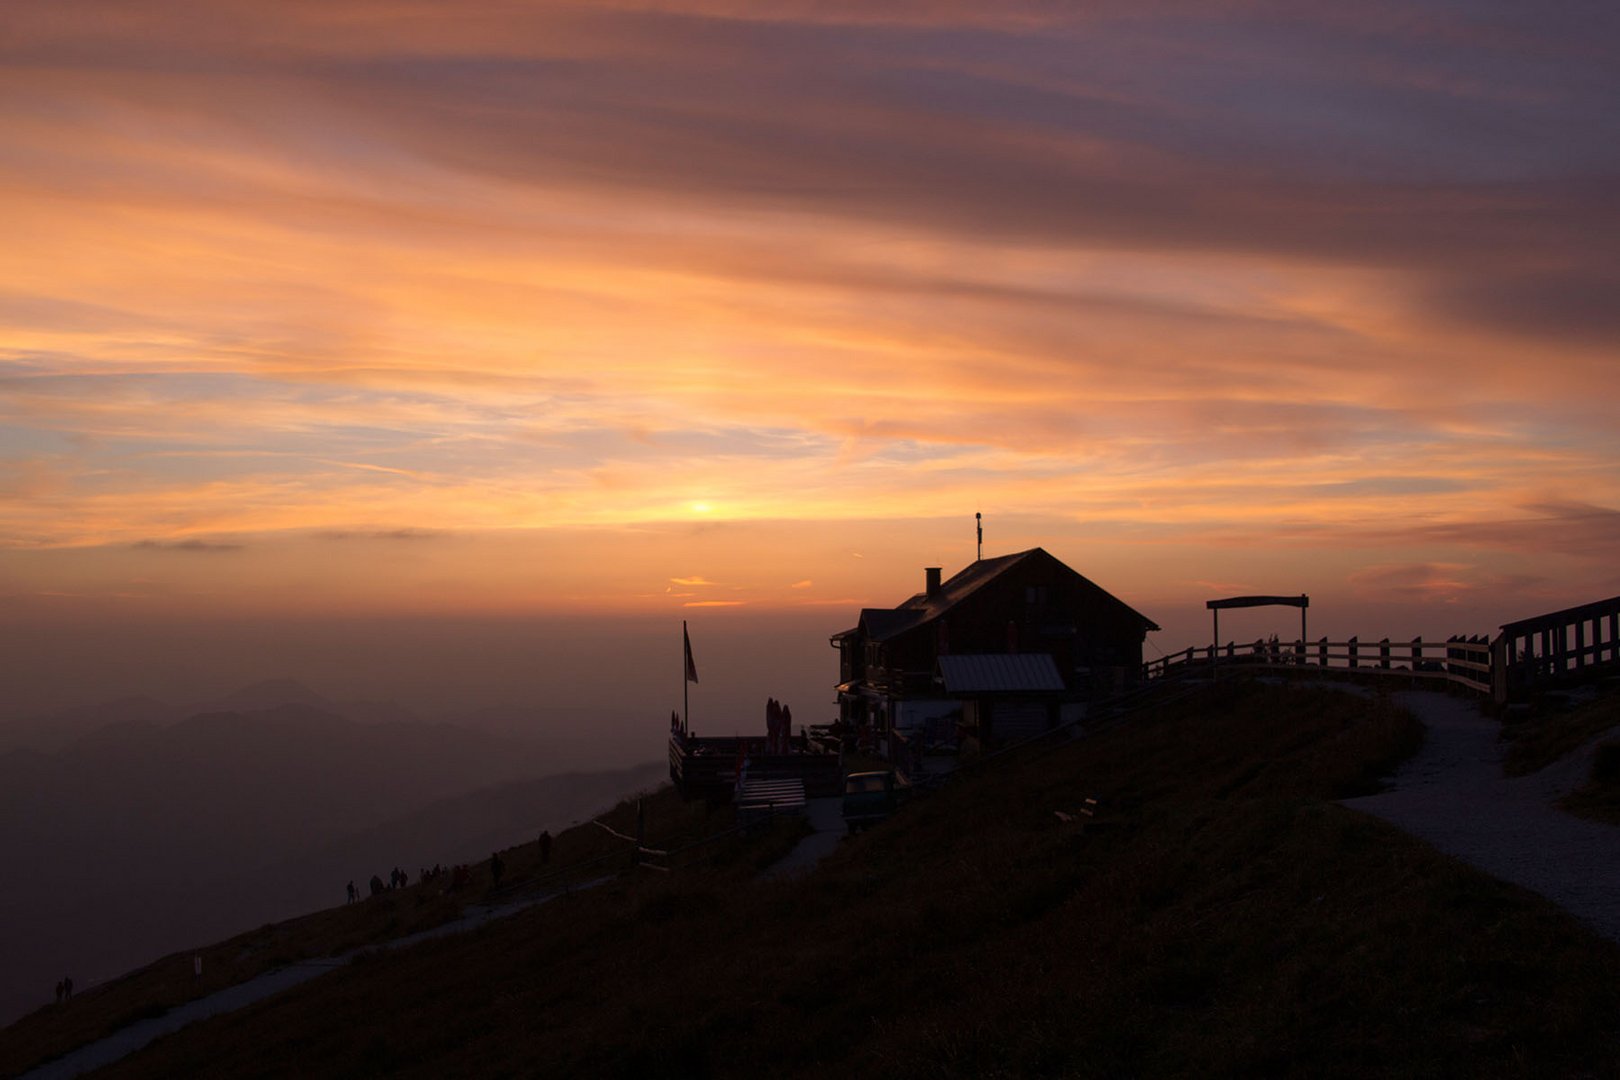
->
[831,548,1158,763]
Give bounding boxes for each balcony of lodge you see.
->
[668,730,844,803]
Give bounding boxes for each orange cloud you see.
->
[1,1,1614,636]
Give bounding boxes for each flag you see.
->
[684,622,699,684]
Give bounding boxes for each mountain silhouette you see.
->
[0,697,616,1026]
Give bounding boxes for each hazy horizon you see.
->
[4,571,1603,728]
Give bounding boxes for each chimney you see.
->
[925,567,942,598]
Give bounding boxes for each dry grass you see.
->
[1501,689,1620,776]
[76,681,1620,1079]
[1560,741,1620,824]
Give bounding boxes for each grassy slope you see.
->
[0,784,736,1077]
[1501,690,1620,777]
[1501,689,1620,825]
[59,684,1620,1077]
[1561,741,1620,825]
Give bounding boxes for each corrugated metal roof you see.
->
[938,653,1065,694]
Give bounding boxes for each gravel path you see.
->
[1343,691,1620,943]
[759,797,845,881]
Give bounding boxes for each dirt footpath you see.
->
[1343,691,1620,943]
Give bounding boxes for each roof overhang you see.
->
[1206,594,1309,610]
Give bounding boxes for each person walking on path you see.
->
[538,830,552,865]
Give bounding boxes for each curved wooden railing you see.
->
[1144,595,1620,706]
[1143,635,1493,695]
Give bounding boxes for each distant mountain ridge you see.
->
[0,679,493,755]
[0,681,659,1027]
[0,680,599,757]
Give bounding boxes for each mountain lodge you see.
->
[830,548,1158,770]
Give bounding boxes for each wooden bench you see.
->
[736,777,807,823]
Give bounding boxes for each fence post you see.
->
[1348,636,1359,669]
[1410,636,1422,672]
[1379,638,1390,669]
[1491,634,1509,705]
[635,798,646,869]
[1318,637,1328,667]
[1575,620,1587,670]
[1293,639,1305,665]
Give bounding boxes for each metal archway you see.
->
[1207,594,1309,670]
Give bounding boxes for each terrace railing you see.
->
[1142,594,1620,706]
[1496,595,1620,702]
[1143,635,1493,696]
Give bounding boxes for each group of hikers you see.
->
[343,830,556,906]
[53,976,74,1004]
[345,862,468,903]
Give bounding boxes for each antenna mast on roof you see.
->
[975,512,982,562]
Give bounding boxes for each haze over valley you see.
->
[0,676,665,1026]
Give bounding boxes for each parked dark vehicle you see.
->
[842,770,899,834]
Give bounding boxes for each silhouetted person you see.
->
[369,874,385,897]
[781,704,793,749]
[490,851,505,887]
[538,830,552,865]
[346,880,357,904]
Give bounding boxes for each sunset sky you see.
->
[3,2,1618,712]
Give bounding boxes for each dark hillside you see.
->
[86,684,1620,1077]
[0,707,600,1027]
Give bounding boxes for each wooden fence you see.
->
[1143,636,1493,695]
[1496,595,1620,702]
[1142,594,1620,706]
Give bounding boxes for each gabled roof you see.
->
[859,608,927,641]
[854,548,1158,641]
[938,653,1065,694]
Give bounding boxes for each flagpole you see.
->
[682,619,690,736]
